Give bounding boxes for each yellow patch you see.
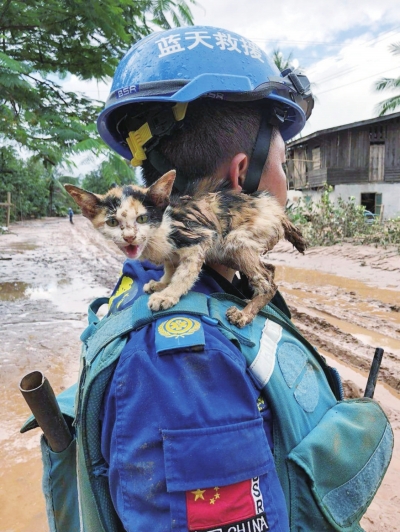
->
[108,276,134,309]
[158,317,201,338]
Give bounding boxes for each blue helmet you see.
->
[97,26,314,191]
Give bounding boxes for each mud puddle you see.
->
[276,265,400,306]
[0,277,110,314]
[294,303,400,357]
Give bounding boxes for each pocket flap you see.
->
[289,399,393,529]
[162,418,273,492]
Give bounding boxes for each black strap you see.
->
[242,113,273,194]
[147,150,189,194]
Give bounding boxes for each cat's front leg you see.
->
[144,261,176,294]
[147,247,205,312]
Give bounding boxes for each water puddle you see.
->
[283,285,400,325]
[2,241,38,251]
[300,305,400,357]
[0,277,109,314]
[0,281,29,301]
[275,265,400,305]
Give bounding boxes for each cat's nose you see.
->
[123,234,136,243]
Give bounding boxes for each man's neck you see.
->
[207,262,236,283]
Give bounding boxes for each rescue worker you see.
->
[97,26,314,532]
[24,24,391,532]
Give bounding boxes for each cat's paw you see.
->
[226,306,251,329]
[144,280,168,293]
[148,292,180,311]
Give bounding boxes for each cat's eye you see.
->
[137,214,148,224]
[106,218,119,227]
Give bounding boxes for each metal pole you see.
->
[19,371,72,453]
[364,348,384,399]
[6,192,10,228]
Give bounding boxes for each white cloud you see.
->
[188,1,400,134]
[190,0,400,44]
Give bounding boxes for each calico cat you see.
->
[65,171,306,328]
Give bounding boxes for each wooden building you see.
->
[286,112,400,218]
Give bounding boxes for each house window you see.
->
[361,192,382,215]
[369,142,385,182]
[312,147,321,170]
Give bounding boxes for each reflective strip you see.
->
[250,319,282,387]
[76,441,84,532]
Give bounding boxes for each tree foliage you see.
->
[375,42,400,116]
[80,153,138,195]
[0,0,195,221]
[0,147,57,226]
[272,48,295,72]
[0,0,196,166]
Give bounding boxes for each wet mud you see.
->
[1,218,399,531]
[268,241,400,531]
[1,217,124,532]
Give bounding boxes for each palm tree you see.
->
[272,48,295,72]
[375,42,400,116]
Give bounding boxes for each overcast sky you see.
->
[62,0,400,149]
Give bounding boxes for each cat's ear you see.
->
[147,170,176,209]
[64,185,101,219]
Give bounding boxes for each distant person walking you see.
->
[68,207,74,224]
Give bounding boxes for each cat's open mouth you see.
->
[122,245,140,259]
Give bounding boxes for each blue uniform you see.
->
[101,260,289,532]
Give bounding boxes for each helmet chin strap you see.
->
[242,113,273,194]
[147,149,189,194]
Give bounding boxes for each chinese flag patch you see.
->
[186,477,268,531]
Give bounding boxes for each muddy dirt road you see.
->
[1,216,399,531]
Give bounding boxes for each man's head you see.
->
[138,98,286,203]
[97,26,313,204]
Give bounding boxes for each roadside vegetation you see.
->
[0,0,196,226]
[287,186,400,251]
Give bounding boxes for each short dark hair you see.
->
[142,99,268,186]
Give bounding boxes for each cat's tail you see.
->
[282,218,308,254]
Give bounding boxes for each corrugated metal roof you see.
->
[288,111,400,147]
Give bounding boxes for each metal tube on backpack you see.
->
[19,370,72,453]
[364,348,384,399]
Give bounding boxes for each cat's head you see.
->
[65,170,175,259]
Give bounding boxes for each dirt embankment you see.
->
[0,217,399,531]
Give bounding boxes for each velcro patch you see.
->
[155,314,205,355]
[187,478,267,531]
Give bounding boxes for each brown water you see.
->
[276,265,400,306]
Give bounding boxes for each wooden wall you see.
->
[288,114,400,187]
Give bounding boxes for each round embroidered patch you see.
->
[158,317,201,338]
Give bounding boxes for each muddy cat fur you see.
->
[65,170,307,327]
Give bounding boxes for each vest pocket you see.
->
[162,418,282,531]
[287,399,393,531]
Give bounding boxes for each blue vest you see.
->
[21,264,393,532]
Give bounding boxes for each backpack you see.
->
[21,290,393,532]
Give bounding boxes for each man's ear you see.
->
[64,185,101,219]
[228,153,248,192]
[147,170,176,208]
